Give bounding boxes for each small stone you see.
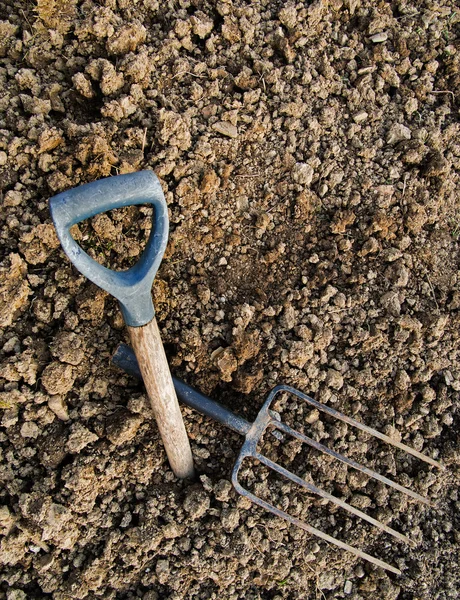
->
[48,395,69,421]
[2,336,19,353]
[20,95,51,115]
[163,522,184,539]
[220,508,240,532]
[20,421,40,439]
[357,66,376,75]
[369,32,388,43]
[380,291,401,316]
[344,580,353,594]
[279,305,296,329]
[155,559,170,584]
[423,151,449,177]
[212,121,238,139]
[50,332,85,366]
[197,284,211,304]
[41,362,75,395]
[0,505,15,536]
[278,5,297,30]
[305,409,320,424]
[72,72,94,98]
[215,347,238,382]
[36,554,55,572]
[326,369,344,390]
[392,263,410,287]
[107,22,146,56]
[288,341,314,369]
[66,423,98,453]
[321,285,338,303]
[183,488,210,519]
[381,248,403,262]
[292,162,314,185]
[353,110,368,124]
[405,98,418,115]
[387,123,411,145]
[350,493,372,509]
[355,565,365,577]
[200,169,220,194]
[37,128,64,154]
[7,590,27,600]
[105,409,143,446]
[214,479,232,502]
[395,369,411,390]
[318,571,340,590]
[190,12,214,38]
[120,512,132,528]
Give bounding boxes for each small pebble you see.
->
[212,121,238,138]
[369,32,388,43]
[220,508,240,532]
[183,489,210,519]
[292,162,314,186]
[353,110,368,124]
[387,123,411,145]
[66,423,98,453]
[20,421,40,439]
[326,369,344,390]
[48,395,69,421]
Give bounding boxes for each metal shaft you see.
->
[112,343,251,436]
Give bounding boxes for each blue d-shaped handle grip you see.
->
[49,171,168,327]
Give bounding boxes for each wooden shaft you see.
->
[127,317,195,479]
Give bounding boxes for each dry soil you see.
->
[0,1,459,599]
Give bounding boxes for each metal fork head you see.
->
[231,384,442,575]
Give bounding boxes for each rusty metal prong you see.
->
[253,452,412,545]
[232,475,402,576]
[278,385,444,471]
[272,419,432,506]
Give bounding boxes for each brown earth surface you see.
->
[1,0,460,598]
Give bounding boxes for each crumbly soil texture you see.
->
[1,0,460,598]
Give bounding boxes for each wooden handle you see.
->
[128,317,195,479]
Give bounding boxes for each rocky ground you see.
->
[1,0,460,598]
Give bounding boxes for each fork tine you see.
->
[274,420,432,506]
[232,476,402,575]
[254,452,412,545]
[279,385,444,470]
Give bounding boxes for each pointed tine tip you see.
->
[416,453,445,470]
[399,532,413,546]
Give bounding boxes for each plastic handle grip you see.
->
[49,171,168,327]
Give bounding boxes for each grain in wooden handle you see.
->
[128,317,195,479]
